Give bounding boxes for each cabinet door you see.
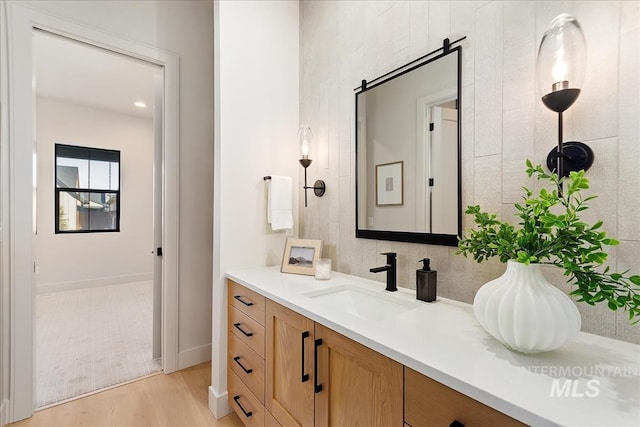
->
[265,300,315,427]
[314,324,403,427]
[405,367,525,427]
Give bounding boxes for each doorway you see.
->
[427,102,458,235]
[415,94,458,234]
[2,3,180,422]
[32,30,162,408]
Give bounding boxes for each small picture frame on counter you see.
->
[281,238,323,276]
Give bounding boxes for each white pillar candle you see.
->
[315,258,331,280]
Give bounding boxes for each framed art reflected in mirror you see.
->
[376,161,404,206]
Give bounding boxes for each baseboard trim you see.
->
[208,386,232,419]
[35,273,153,294]
[177,344,212,370]
[1,399,8,426]
[35,371,162,412]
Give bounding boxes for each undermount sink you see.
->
[304,285,420,322]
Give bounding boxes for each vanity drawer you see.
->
[404,367,524,427]
[229,306,265,358]
[229,331,264,403]
[229,280,266,325]
[229,371,265,427]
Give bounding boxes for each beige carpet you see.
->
[36,281,162,408]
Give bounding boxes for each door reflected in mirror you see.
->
[355,47,461,246]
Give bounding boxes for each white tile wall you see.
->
[300,0,640,344]
[618,2,640,242]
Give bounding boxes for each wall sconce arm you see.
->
[299,157,325,207]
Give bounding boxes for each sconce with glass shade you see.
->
[298,125,326,207]
[536,13,593,178]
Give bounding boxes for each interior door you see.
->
[152,72,163,360]
[314,324,403,426]
[265,300,315,427]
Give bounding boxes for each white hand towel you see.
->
[268,175,293,231]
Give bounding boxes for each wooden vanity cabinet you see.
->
[228,280,523,427]
[265,300,403,427]
[404,367,525,427]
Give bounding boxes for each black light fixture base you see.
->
[546,141,594,177]
[541,88,581,113]
[313,180,326,197]
[299,158,312,169]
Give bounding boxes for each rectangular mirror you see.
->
[355,47,461,246]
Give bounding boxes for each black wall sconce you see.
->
[536,14,593,178]
[298,125,325,207]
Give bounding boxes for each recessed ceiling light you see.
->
[134,101,147,108]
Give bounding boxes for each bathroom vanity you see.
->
[226,266,640,427]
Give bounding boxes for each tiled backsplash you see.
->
[299,1,639,344]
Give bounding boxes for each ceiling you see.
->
[33,30,161,119]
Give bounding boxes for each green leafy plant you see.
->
[457,160,640,322]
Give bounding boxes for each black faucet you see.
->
[369,252,397,292]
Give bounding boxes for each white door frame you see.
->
[1,2,180,422]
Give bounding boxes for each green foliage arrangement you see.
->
[457,160,640,322]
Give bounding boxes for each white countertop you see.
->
[226,266,640,427]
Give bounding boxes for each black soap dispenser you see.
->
[416,258,437,302]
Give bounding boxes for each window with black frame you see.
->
[55,144,120,233]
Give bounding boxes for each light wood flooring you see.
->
[9,362,244,427]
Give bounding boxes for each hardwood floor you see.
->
[9,362,244,427]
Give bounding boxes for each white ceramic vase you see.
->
[473,260,581,354]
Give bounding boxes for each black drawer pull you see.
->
[233,395,253,418]
[301,331,310,383]
[233,356,253,374]
[233,322,254,337]
[234,295,254,307]
[314,338,323,393]
[450,421,464,427]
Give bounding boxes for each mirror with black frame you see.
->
[355,45,461,246]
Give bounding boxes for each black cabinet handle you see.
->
[233,322,254,337]
[234,295,254,307]
[301,331,310,383]
[314,338,323,393]
[233,356,253,374]
[450,421,464,427]
[233,395,253,418]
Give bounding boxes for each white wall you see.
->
[11,0,214,373]
[153,0,215,369]
[34,98,153,293]
[21,1,160,46]
[211,0,299,418]
[300,0,640,344]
